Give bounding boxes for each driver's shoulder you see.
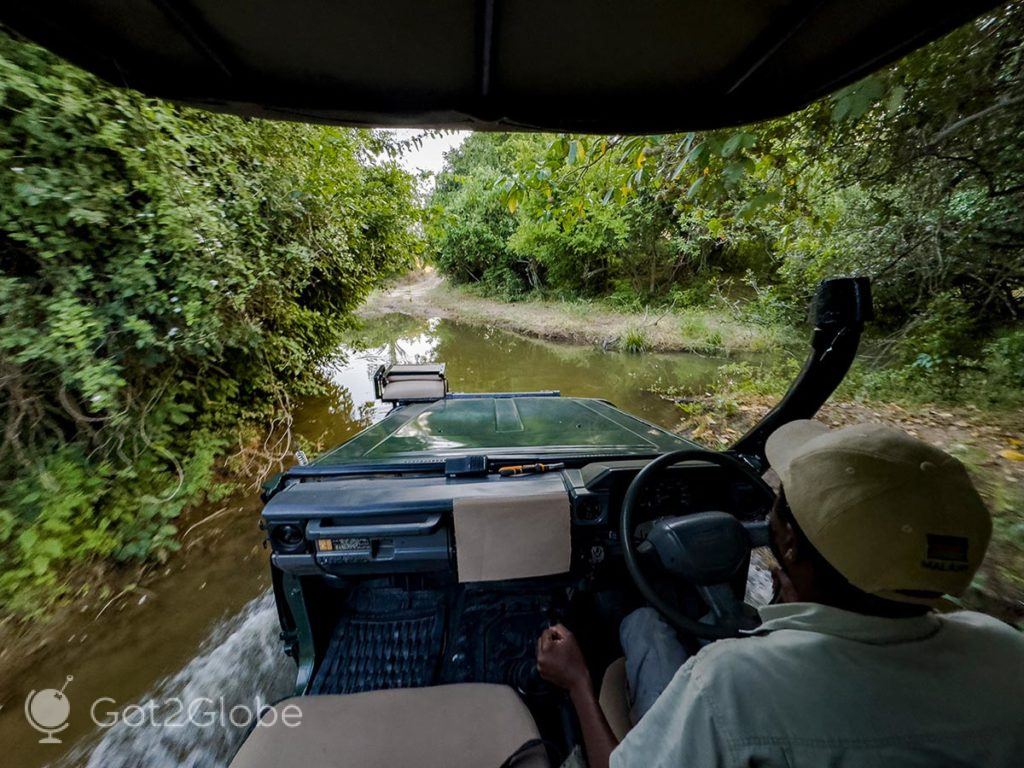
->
[663,635,788,729]
[685,632,797,693]
[939,609,1024,640]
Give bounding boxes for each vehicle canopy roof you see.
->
[0,1,1001,133]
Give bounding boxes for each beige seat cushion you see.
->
[598,657,632,741]
[230,684,547,768]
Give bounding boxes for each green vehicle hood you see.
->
[314,396,697,466]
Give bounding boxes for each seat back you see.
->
[229,684,548,768]
[599,657,633,740]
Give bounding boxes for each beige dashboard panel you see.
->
[453,491,570,582]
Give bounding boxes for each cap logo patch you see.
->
[922,534,969,572]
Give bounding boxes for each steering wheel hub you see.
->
[621,449,775,639]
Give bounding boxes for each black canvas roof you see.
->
[0,1,1002,133]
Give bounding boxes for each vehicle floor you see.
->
[310,581,566,696]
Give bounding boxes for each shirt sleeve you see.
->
[610,655,726,768]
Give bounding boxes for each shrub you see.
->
[427,168,526,297]
[983,327,1024,391]
[703,330,725,350]
[0,32,419,615]
[678,312,710,341]
[607,282,648,313]
[621,327,651,354]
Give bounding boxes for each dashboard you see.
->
[564,459,764,527]
[263,458,768,578]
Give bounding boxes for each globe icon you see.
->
[24,675,73,744]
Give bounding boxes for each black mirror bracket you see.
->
[730,277,873,470]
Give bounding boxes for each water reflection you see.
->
[294,314,731,454]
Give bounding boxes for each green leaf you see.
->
[18,528,38,551]
[886,85,906,115]
[721,132,755,158]
[722,159,753,186]
[831,76,885,122]
[684,143,706,166]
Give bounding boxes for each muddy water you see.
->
[1,314,753,768]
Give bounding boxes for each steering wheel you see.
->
[620,448,776,640]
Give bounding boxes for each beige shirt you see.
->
[611,603,1024,767]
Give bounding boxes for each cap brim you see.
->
[765,419,831,484]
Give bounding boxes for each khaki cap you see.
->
[766,420,991,605]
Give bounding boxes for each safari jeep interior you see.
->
[0,2,997,766]
[241,277,871,766]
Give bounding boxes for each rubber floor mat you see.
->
[310,589,445,695]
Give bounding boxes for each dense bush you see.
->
[0,31,419,614]
[428,167,523,298]
[426,4,1024,407]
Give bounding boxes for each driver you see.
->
[535,420,1024,767]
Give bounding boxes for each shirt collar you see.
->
[748,602,942,644]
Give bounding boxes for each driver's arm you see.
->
[536,624,619,768]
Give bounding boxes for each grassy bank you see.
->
[361,271,789,355]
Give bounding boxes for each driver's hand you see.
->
[536,624,590,694]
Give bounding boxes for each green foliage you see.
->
[430,133,707,300]
[703,330,724,351]
[667,279,723,310]
[606,281,649,313]
[715,357,804,398]
[898,294,979,396]
[427,164,525,298]
[984,328,1024,391]
[678,312,711,340]
[849,300,1024,410]
[427,5,1024,412]
[620,327,651,354]
[0,32,419,615]
[739,275,799,328]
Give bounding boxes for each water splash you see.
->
[54,550,775,768]
[59,592,293,768]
